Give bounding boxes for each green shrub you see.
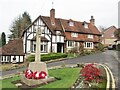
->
[26,53,68,62]
[117,44,120,51]
[95,43,104,52]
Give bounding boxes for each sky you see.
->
[0,0,119,41]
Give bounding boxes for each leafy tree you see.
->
[0,32,6,47]
[114,28,120,51]
[98,26,106,32]
[114,28,120,39]
[9,12,32,40]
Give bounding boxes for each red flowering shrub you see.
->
[80,64,102,83]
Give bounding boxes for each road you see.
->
[1,50,120,89]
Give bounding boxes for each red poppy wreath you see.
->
[25,69,47,79]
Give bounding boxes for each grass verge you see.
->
[2,68,81,89]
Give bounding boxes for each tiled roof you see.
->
[64,32,100,42]
[41,16,101,35]
[0,38,24,55]
[102,26,117,33]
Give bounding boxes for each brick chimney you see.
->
[90,16,95,26]
[50,9,55,25]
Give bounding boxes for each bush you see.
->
[95,43,104,52]
[26,53,68,62]
[68,47,79,54]
[80,63,102,83]
[117,44,120,51]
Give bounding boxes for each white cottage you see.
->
[0,38,24,63]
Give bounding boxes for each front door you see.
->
[57,43,64,53]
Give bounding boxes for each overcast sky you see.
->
[0,0,119,40]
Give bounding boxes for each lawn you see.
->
[34,68,80,89]
[2,75,21,89]
[2,68,81,89]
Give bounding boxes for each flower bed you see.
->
[71,63,107,89]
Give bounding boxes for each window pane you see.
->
[0,56,2,61]
[7,56,11,61]
[44,45,47,52]
[41,45,43,51]
[34,44,36,51]
[4,56,6,61]
[68,41,73,47]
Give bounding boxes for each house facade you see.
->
[22,9,101,55]
[101,26,117,46]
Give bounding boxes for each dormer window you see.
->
[111,34,114,37]
[71,33,78,37]
[84,23,88,28]
[83,21,88,28]
[56,31,61,35]
[88,34,93,39]
[69,21,74,26]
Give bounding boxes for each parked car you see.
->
[108,44,116,50]
[108,44,113,50]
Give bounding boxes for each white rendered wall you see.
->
[52,44,57,53]
[20,56,24,62]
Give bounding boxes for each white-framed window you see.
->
[68,41,74,47]
[69,21,74,26]
[41,42,47,53]
[7,56,11,61]
[4,56,6,62]
[71,33,78,37]
[56,31,61,35]
[33,42,48,53]
[88,35,93,39]
[84,23,88,28]
[111,34,114,37]
[84,42,93,49]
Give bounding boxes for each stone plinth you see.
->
[28,62,48,75]
[21,74,55,86]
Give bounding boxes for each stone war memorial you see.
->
[21,26,55,86]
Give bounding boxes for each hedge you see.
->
[26,53,68,62]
